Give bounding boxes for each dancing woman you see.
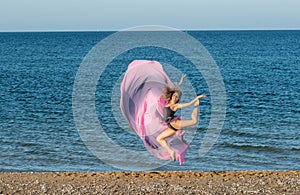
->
[156,74,207,161]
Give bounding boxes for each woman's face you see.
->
[172,92,180,103]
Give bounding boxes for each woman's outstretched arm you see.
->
[174,94,207,110]
[176,74,186,88]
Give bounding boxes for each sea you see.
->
[0,30,299,172]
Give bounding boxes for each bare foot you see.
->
[169,150,176,161]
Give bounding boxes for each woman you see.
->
[156,74,207,161]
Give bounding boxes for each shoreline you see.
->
[0,170,299,194]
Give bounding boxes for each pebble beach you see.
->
[0,170,299,194]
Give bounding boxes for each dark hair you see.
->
[161,85,182,103]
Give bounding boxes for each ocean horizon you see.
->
[0,30,299,172]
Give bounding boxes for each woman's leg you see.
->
[172,100,200,129]
[156,128,176,161]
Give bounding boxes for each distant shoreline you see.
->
[1,170,299,194]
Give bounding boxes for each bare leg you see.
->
[172,100,200,129]
[156,128,176,161]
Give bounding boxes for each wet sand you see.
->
[0,170,299,194]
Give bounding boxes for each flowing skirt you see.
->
[120,60,189,165]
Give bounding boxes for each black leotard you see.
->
[163,107,178,131]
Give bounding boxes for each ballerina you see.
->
[120,60,206,164]
[157,74,207,161]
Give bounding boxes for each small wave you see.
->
[221,142,300,154]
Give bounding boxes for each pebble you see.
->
[0,171,299,194]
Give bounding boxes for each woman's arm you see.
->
[174,94,207,110]
[176,74,186,88]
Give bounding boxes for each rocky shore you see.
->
[0,170,299,194]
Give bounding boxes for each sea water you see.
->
[0,30,299,171]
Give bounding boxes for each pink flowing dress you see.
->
[120,60,189,165]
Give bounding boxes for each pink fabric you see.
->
[120,60,189,165]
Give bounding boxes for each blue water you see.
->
[0,31,299,172]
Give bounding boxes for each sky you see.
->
[1,0,300,31]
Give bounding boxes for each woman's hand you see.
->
[180,74,186,82]
[197,94,207,99]
[175,94,207,110]
[177,74,187,87]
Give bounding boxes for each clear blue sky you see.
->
[1,0,300,31]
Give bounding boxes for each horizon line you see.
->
[1,27,300,33]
